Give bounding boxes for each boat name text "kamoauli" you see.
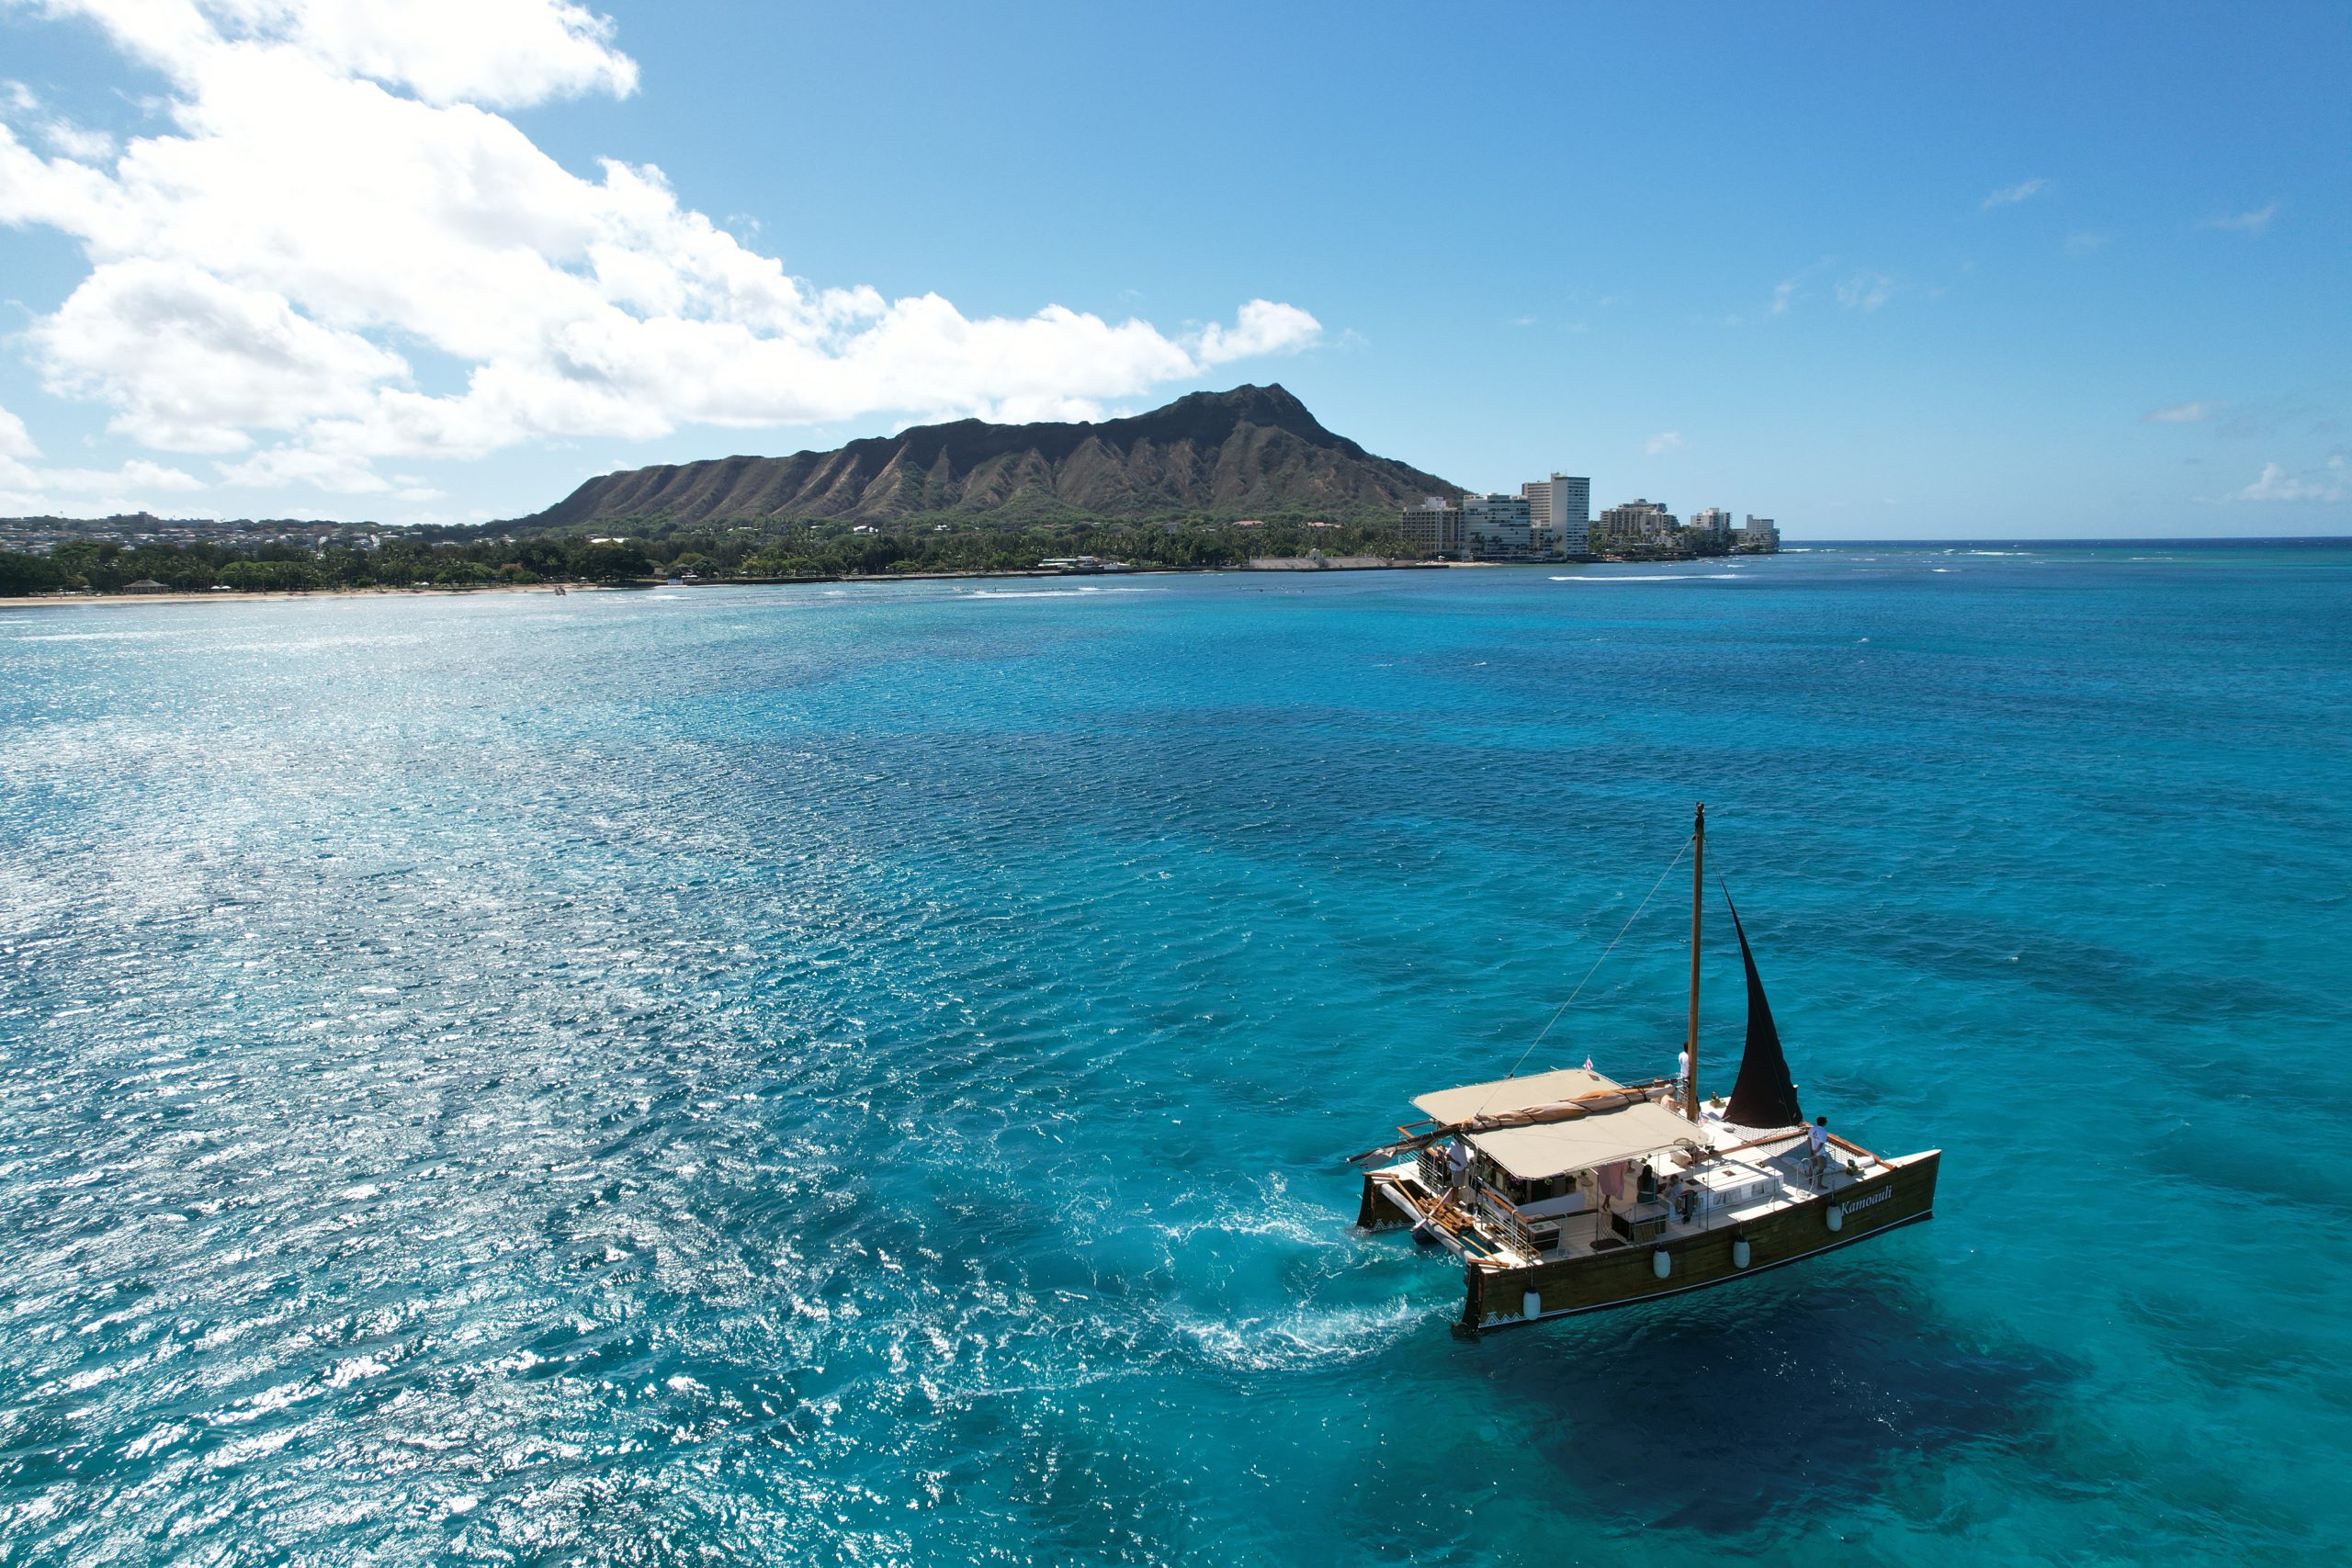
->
[1840,1189,1892,1217]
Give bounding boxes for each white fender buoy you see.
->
[1826,1203,1844,1233]
[1521,1288,1542,1319]
[1732,1237,1751,1269]
[1652,1248,1672,1280]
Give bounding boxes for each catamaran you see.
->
[1351,805,1940,1336]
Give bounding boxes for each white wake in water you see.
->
[1553,573,1745,582]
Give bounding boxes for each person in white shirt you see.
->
[1807,1116,1829,1186]
[1675,1045,1691,1102]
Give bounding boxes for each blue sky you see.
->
[0,0,2344,536]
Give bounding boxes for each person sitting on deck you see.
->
[1807,1116,1830,1188]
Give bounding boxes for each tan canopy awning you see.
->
[1412,1066,1621,1123]
[1412,1067,1701,1182]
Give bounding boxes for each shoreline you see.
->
[0,559,1488,611]
[0,581,606,610]
[0,552,1880,613]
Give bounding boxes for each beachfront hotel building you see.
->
[1462,493,1536,559]
[1400,497,1464,555]
[1592,500,1677,550]
[1521,474,1592,556]
[1686,507,1733,554]
[1735,515,1781,552]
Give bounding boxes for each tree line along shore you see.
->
[0,514,1412,597]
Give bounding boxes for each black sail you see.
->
[1722,893,1804,1128]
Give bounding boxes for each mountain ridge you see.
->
[519,385,1459,529]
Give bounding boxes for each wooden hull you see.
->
[1360,1150,1940,1336]
[1463,1150,1938,1334]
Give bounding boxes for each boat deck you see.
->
[1369,1124,1890,1271]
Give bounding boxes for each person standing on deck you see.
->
[1807,1116,1830,1188]
[1675,1044,1691,1105]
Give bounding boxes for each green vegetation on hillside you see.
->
[526,384,1460,533]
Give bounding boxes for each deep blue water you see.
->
[3,543,2348,1564]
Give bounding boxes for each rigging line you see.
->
[1479,832,1694,1108]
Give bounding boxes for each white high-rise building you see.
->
[1521,474,1591,556]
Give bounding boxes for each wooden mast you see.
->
[1685,802,1704,1119]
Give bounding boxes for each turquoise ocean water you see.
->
[3,542,2348,1563]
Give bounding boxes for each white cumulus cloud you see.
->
[1195,299,1324,366]
[1645,431,1684,456]
[203,0,641,107]
[0,0,1321,502]
[0,400,206,511]
[0,402,36,458]
[2238,458,2346,502]
[35,258,412,452]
